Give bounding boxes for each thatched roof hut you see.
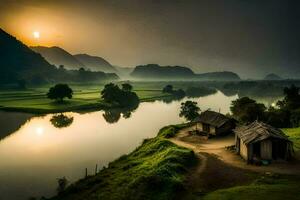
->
[235,121,293,162]
[194,111,236,135]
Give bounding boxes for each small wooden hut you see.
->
[194,110,236,136]
[235,121,293,162]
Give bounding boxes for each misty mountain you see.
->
[131,64,240,81]
[131,64,194,79]
[74,54,116,73]
[196,71,240,81]
[264,73,282,80]
[31,46,85,70]
[0,28,55,84]
[0,29,118,84]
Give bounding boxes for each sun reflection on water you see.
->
[35,127,44,136]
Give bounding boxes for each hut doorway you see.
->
[203,123,210,133]
[272,140,287,160]
[253,142,261,158]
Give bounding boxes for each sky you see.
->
[0,0,299,78]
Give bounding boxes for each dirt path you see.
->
[170,126,300,175]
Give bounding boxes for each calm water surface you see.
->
[0,91,237,200]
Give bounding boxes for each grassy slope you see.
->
[0,83,171,113]
[203,176,300,200]
[50,124,197,200]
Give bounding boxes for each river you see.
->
[0,91,238,199]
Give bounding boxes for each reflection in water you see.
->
[0,91,237,200]
[102,100,139,123]
[160,95,185,104]
[102,110,121,124]
[50,114,74,128]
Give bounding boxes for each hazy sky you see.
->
[0,0,299,78]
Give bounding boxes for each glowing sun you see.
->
[33,31,40,39]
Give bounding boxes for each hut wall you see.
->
[261,140,272,160]
[197,123,203,131]
[210,126,216,135]
[197,123,216,135]
[240,140,248,160]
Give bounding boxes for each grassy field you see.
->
[50,124,197,200]
[0,82,172,113]
[282,127,300,150]
[203,176,300,200]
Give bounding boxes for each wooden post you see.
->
[85,168,88,178]
[95,164,98,175]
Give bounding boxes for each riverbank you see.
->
[50,124,197,200]
[49,124,300,200]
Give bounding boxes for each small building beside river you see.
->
[194,110,236,136]
[235,121,293,162]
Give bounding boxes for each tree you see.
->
[101,83,122,103]
[230,97,266,123]
[47,84,73,102]
[101,83,140,107]
[179,101,200,122]
[122,83,133,91]
[162,85,173,93]
[277,84,300,110]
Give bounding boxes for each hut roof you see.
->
[235,121,291,144]
[194,110,233,128]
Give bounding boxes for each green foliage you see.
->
[230,97,266,123]
[101,83,139,107]
[47,84,73,102]
[51,124,197,200]
[265,85,300,128]
[162,85,173,93]
[277,84,300,110]
[121,83,133,91]
[50,114,74,128]
[265,107,290,128]
[203,177,300,200]
[179,101,200,122]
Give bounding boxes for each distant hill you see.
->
[131,64,195,79]
[31,46,85,70]
[264,73,282,80]
[0,28,55,84]
[196,71,241,81]
[74,54,116,73]
[130,64,240,81]
[0,29,118,84]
